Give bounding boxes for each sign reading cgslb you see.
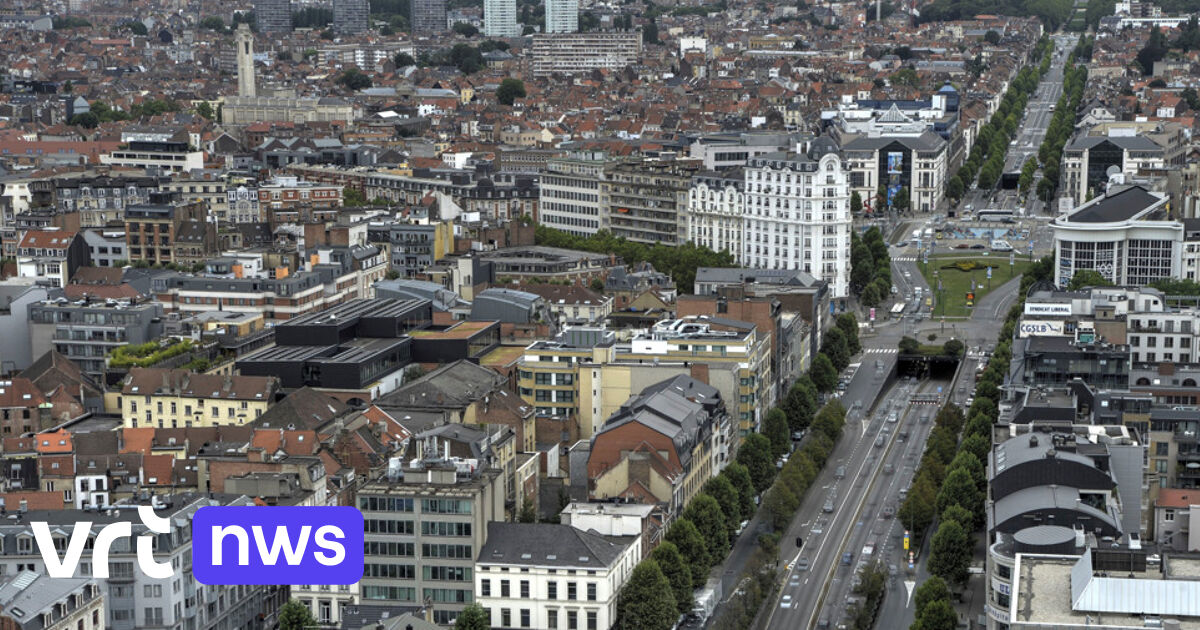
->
[192,506,363,585]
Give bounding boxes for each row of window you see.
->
[492,607,598,630]
[481,579,597,601]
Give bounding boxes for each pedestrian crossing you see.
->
[863,348,899,355]
[892,256,918,262]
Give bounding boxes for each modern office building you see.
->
[543,0,578,32]
[530,32,641,76]
[743,139,852,298]
[256,0,293,33]
[333,0,369,33]
[410,0,448,34]
[1061,133,1169,206]
[687,169,745,258]
[99,141,205,174]
[358,428,507,625]
[474,523,641,630]
[483,0,519,37]
[1051,185,1185,287]
[27,298,165,383]
[842,129,949,214]
[687,132,799,170]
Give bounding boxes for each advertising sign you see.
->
[1018,320,1066,337]
[1024,303,1072,316]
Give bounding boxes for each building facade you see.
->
[256,0,293,32]
[474,523,640,630]
[28,299,165,383]
[358,430,507,625]
[842,130,948,214]
[743,143,851,298]
[543,0,578,32]
[687,169,744,259]
[602,161,698,246]
[483,0,519,37]
[411,0,447,33]
[333,0,369,33]
[529,32,641,76]
[114,368,280,428]
[539,156,613,236]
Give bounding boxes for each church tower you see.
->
[235,23,256,98]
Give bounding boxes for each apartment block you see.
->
[530,32,641,76]
[602,161,699,246]
[27,298,165,383]
[112,367,280,429]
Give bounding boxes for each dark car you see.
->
[796,536,804,549]
[970,244,986,250]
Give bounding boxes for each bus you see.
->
[978,208,1014,222]
[891,302,906,318]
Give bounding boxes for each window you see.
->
[548,581,557,599]
[1166,509,1176,521]
[481,580,491,597]
[548,610,558,629]
[501,580,510,597]
[501,609,511,628]
[1157,442,1170,456]
[521,609,531,628]
[520,580,530,598]
[586,583,596,601]
[567,610,578,630]
[587,611,597,630]
[567,582,577,600]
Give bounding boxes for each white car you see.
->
[780,595,793,609]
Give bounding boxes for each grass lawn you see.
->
[918,254,1035,318]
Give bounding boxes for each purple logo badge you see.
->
[192,506,363,585]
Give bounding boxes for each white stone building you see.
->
[742,138,852,298]
[687,169,745,259]
[475,522,641,630]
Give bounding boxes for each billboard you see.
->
[885,151,904,209]
[886,152,904,175]
[1019,320,1066,337]
[1024,302,1072,316]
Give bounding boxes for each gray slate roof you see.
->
[478,522,636,569]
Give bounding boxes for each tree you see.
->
[860,283,882,307]
[899,473,937,535]
[496,78,527,106]
[946,174,964,200]
[809,353,837,393]
[665,519,710,589]
[914,598,958,630]
[703,475,742,540]
[836,313,862,355]
[850,191,863,214]
[949,450,986,492]
[937,467,983,519]
[898,336,921,354]
[125,20,148,35]
[279,600,317,630]
[518,498,537,522]
[453,22,479,36]
[914,575,950,617]
[69,112,99,129]
[760,409,790,459]
[724,463,757,521]
[960,433,991,463]
[782,378,817,431]
[338,69,372,90]
[199,16,226,31]
[737,434,775,492]
[651,542,693,615]
[1137,26,1168,75]
[617,560,677,630]
[929,518,971,586]
[589,277,605,291]
[1068,269,1113,290]
[642,20,659,44]
[195,101,214,120]
[983,29,1000,44]
[941,339,964,357]
[394,52,416,66]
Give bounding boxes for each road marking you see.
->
[905,580,916,606]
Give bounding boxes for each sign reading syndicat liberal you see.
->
[1023,302,1072,316]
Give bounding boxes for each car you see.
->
[780,595,793,609]
[887,412,898,423]
[891,285,899,295]
[920,413,931,424]
[895,241,908,248]
[899,488,908,501]
[904,270,911,278]
[796,536,805,549]
[883,463,895,475]
[842,551,854,566]
[898,428,910,441]
[798,556,809,571]
[882,505,895,519]
[889,564,899,578]
[954,243,969,249]
[835,466,846,479]
[970,244,986,250]
[792,430,806,441]
[874,434,886,448]
[739,520,750,534]
[824,498,835,513]
[790,574,802,587]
